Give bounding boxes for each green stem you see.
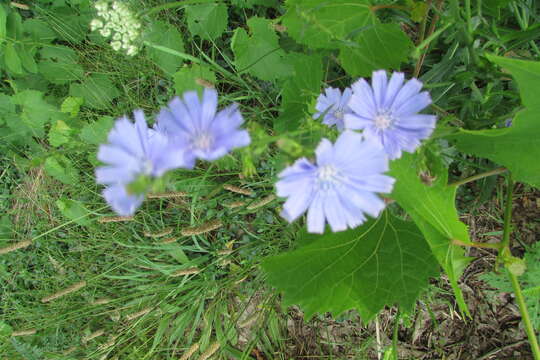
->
[509,272,540,359]
[500,175,540,358]
[392,308,400,360]
[449,167,507,187]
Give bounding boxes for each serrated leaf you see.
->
[60,96,84,117]
[11,90,58,138]
[80,116,113,145]
[283,0,375,49]
[56,199,91,226]
[339,23,413,77]
[389,153,471,315]
[231,17,293,81]
[38,46,84,84]
[173,64,216,95]
[48,120,72,147]
[145,21,185,76]
[44,156,79,185]
[276,52,323,132]
[262,212,439,319]
[448,55,540,188]
[186,3,228,40]
[4,43,23,75]
[69,74,120,110]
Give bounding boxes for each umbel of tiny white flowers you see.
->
[90,0,142,56]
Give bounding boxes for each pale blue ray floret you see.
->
[155,88,251,168]
[345,70,437,160]
[96,110,186,215]
[314,86,353,131]
[276,131,395,234]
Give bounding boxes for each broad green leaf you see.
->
[39,46,84,84]
[44,156,79,185]
[56,199,91,226]
[4,43,23,75]
[173,64,216,95]
[6,11,23,40]
[23,19,56,43]
[231,17,293,81]
[282,0,375,49]
[48,120,72,147]
[18,44,38,74]
[69,74,120,110]
[60,96,84,117]
[339,23,413,77]
[11,90,58,138]
[389,153,471,315]
[80,116,114,145]
[145,21,185,76]
[262,212,439,319]
[0,93,15,125]
[275,52,323,132]
[186,3,228,40]
[49,6,91,44]
[448,55,540,189]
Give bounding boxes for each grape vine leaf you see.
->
[262,212,439,320]
[275,52,323,132]
[389,153,472,315]
[231,17,293,81]
[339,23,413,77]
[173,64,216,95]
[186,3,228,41]
[145,21,185,76]
[282,0,375,49]
[448,55,540,189]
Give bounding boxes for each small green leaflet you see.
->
[39,45,84,85]
[60,96,84,118]
[4,43,23,75]
[0,6,6,42]
[173,64,216,95]
[186,3,228,41]
[339,23,413,77]
[231,17,293,81]
[56,199,91,226]
[80,116,114,145]
[448,55,540,189]
[389,153,471,315]
[48,120,72,147]
[44,156,80,185]
[262,212,439,320]
[11,90,58,138]
[69,74,120,110]
[282,0,375,49]
[145,21,186,76]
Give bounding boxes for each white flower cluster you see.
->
[90,0,141,56]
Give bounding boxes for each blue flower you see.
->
[96,110,186,215]
[156,89,251,167]
[276,131,395,234]
[344,70,436,160]
[314,87,353,131]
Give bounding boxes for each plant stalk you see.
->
[449,167,507,187]
[500,175,540,358]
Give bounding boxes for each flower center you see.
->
[317,164,342,191]
[334,109,344,120]
[374,110,394,130]
[193,132,214,151]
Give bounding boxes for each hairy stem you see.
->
[449,167,507,187]
[500,175,540,358]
